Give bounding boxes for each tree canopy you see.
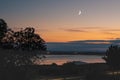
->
[0,19,7,43]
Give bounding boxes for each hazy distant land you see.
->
[47,51,105,55]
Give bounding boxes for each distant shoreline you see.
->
[46,51,105,56]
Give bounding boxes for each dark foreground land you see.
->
[1,62,120,80]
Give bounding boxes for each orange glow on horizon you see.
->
[37,30,120,42]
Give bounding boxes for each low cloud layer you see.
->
[47,39,120,52]
[64,29,87,32]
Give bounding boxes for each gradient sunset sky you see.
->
[1,0,120,42]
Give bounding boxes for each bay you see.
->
[38,54,105,65]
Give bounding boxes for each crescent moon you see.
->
[78,10,82,15]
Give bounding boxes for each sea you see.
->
[38,54,105,65]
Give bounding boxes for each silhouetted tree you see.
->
[0,20,47,66]
[0,19,8,45]
[1,28,14,49]
[103,45,120,80]
[13,27,46,51]
[103,45,120,68]
[0,19,47,80]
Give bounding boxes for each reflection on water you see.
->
[34,76,84,80]
[36,55,105,65]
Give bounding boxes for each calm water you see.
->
[37,54,105,65]
[34,76,84,80]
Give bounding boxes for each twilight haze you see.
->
[1,0,120,42]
